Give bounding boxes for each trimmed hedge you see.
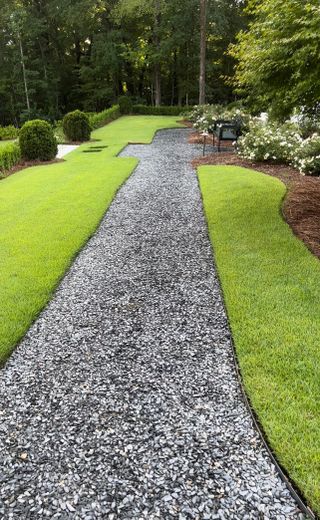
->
[89,105,121,129]
[0,125,19,141]
[63,110,91,142]
[132,105,183,116]
[0,143,21,177]
[19,120,58,161]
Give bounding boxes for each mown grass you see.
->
[0,140,15,147]
[198,165,320,514]
[0,116,182,362]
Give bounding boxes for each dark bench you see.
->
[202,119,241,155]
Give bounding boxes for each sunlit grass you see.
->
[0,116,182,362]
[0,140,15,147]
[198,165,320,515]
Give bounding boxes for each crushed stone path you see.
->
[0,129,304,519]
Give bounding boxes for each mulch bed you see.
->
[192,148,320,260]
[178,120,193,128]
[188,132,235,148]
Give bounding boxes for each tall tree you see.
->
[199,0,207,104]
[0,0,246,123]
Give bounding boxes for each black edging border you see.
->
[229,336,316,519]
[195,163,316,520]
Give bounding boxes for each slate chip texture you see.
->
[0,129,305,519]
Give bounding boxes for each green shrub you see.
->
[62,110,91,142]
[118,96,133,115]
[0,125,19,140]
[0,143,21,177]
[89,105,121,129]
[19,120,58,161]
[132,105,183,116]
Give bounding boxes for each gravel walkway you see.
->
[0,129,305,519]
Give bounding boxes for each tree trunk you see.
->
[153,0,161,106]
[154,65,161,106]
[18,32,30,113]
[199,0,207,105]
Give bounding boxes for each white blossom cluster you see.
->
[190,104,250,132]
[237,120,320,176]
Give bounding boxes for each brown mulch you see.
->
[188,132,234,148]
[284,178,320,258]
[192,149,320,260]
[178,120,193,128]
[188,132,212,144]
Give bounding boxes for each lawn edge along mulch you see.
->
[193,149,320,261]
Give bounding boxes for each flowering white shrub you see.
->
[190,104,226,132]
[237,120,302,163]
[190,104,252,133]
[237,120,320,176]
[291,134,320,175]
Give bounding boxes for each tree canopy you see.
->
[0,0,245,124]
[231,0,320,119]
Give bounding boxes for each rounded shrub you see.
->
[62,110,91,142]
[19,120,58,161]
[118,96,133,115]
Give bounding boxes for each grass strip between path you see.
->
[0,116,182,362]
[198,165,320,515]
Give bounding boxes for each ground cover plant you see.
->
[0,115,182,362]
[198,165,320,514]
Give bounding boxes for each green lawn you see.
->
[198,165,320,514]
[0,140,15,147]
[0,115,182,362]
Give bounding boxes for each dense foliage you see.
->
[0,0,245,125]
[63,110,91,142]
[231,0,320,119]
[132,105,183,116]
[0,142,21,176]
[118,96,133,115]
[19,120,57,161]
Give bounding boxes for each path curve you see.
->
[0,129,304,519]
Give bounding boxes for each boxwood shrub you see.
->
[19,120,58,161]
[0,143,21,177]
[63,110,91,142]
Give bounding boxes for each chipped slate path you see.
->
[0,129,303,519]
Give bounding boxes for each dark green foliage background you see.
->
[0,0,245,125]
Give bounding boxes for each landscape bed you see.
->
[0,115,182,362]
[198,164,320,514]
